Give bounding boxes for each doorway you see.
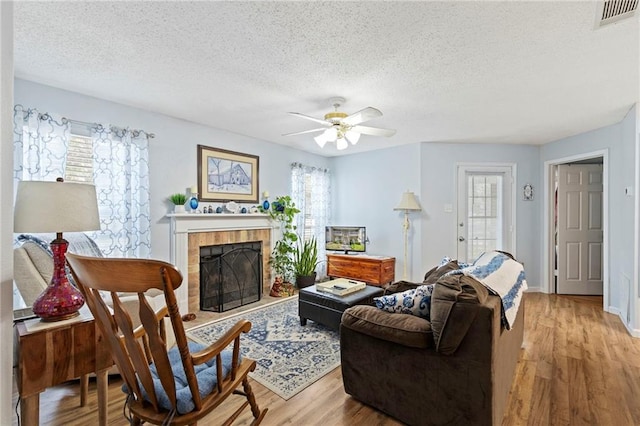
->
[555,162,604,294]
[544,150,608,308]
[456,164,516,263]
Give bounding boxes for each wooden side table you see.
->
[15,306,113,426]
[326,254,396,286]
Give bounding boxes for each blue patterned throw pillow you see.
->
[374,284,435,319]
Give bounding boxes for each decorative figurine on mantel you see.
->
[189,185,199,211]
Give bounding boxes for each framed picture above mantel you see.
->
[197,145,259,203]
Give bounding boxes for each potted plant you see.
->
[293,235,320,288]
[169,193,187,213]
[261,195,300,295]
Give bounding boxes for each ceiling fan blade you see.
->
[342,107,383,126]
[288,112,332,126]
[352,125,396,137]
[282,127,327,137]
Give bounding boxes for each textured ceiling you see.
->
[14,1,639,157]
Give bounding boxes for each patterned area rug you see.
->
[186,296,341,400]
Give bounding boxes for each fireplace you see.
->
[199,241,262,312]
[168,213,273,314]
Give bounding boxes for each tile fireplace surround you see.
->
[168,213,274,314]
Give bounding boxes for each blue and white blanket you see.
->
[447,251,527,330]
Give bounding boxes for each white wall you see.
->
[330,143,423,281]
[14,79,331,263]
[330,142,542,287]
[621,105,637,330]
[419,143,541,287]
[636,105,640,334]
[541,105,638,333]
[0,2,14,423]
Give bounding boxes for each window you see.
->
[64,135,93,183]
[300,173,315,240]
[466,174,502,259]
[291,163,331,276]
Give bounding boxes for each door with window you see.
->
[457,165,514,263]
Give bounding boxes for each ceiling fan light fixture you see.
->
[314,133,328,148]
[324,111,348,122]
[345,130,361,145]
[325,127,338,140]
[336,137,348,150]
[286,97,394,151]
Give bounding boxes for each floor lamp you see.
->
[394,191,422,280]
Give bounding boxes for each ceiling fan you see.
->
[283,97,396,150]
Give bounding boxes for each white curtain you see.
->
[90,125,151,258]
[291,162,331,277]
[13,105,70,184]
[13,105,151,258]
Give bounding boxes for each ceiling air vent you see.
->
[597,0,638,26]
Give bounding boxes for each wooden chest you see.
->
[326,254,395,286]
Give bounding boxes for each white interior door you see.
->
[556,164,603,295]
[457,165,514,263]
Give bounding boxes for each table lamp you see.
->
[394,191,422,280]
[14,178,101,321]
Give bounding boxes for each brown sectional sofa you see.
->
[340,270,524,426]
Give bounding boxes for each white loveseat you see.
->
[13,233,175,372]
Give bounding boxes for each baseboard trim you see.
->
[608,306,640,337]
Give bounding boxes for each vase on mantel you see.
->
[174,205,185,213]
[189,196,199,211]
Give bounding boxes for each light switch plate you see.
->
[444,203,453,213]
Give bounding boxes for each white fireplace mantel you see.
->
[168,213,274,313]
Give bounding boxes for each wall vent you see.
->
[597,0,638,26]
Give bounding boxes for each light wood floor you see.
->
[11,293,640,425]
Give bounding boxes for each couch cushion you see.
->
[423,259,460,284]
[374,284,434,319]
[20,241,54,283]
[341,305,433,349]
[124,341,236,414]
[430,274,488,355]
[383,280,420,295]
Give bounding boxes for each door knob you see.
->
[458,236,465,242]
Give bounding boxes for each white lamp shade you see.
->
[314,133,328,148]
[394,191,422,211]
[14,180,101,233]
[336,137,348,150]
[345,130,361,145]
[325,127,338,140]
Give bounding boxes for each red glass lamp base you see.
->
[32,236,85,322]
[32,285,84,322]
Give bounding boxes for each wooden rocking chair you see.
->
[66,254,267,426]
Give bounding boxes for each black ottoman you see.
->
[298,284,384,331]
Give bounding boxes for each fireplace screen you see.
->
[199,241,262,312]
